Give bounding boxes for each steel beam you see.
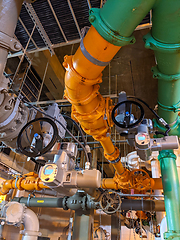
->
[67,0,82,38]
[18,17,38,49]
[47,0,68,42]
[24,2,55,55]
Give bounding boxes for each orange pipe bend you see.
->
[0,172,49,195]
[63,26,127,175]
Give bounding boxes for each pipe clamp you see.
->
[152,66,180,81]
[80,34,110,66]
[89,8,135,46]
[164,230,180,240]
[144,32,180,53]
[157,100,180,113]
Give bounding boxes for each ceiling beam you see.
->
[47,0,68,42]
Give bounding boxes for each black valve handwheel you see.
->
[111,100,144,129]
[17,117,58,158]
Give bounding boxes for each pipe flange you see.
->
[65,84,100,106]
[152,66,180,81]
[20,230,41,237]
[157,100,180,113]
[71,94,105,119]
[89,8,135,46]
[164,230,180,240]
[144,32,180,53]
[153,117,180,135]
[104,147,120,162]
[62,196,69,210]
[158,150,176,162]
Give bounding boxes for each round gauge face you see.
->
[137,134,146,141]
[136,133,150,145]
[43,165,54,175]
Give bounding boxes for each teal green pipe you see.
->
[144,0,180,128]
[100,0,156,37]
[158,151,180,239]
[143,0,180,238]
[89,0,156,46]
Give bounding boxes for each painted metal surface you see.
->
[158,150,180,240]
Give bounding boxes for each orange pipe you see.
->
[63,26,127,176]
[101,178,163,190]
[0,172,49,195]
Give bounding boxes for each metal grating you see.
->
[14,0,151,55]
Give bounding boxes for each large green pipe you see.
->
[158,151,180,239]
[89,0,156,47]
[144,0,180,128]
[143,0,180,238]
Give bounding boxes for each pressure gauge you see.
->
[40,163,60,185]
[135,133,150,149]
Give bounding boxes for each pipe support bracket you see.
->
[0,31,22,52]
[89,8,135,46]
[144,32,180,53]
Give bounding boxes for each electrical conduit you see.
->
[63,0,155,178]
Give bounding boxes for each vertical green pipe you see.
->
[147,0,180,237]
[158,151,180,239]
[150,0,180,126]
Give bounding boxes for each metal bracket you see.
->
[0,31,21,52]
[0,94,22,128]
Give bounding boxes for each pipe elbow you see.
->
[21,208,40,240]
[0,180,13,195]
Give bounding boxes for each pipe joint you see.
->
[104,147,120,161]
[153,117,180,136]
[157,100,180,113]
[63,55,102,86]
[158,150,176,162]
[144,32,180,53]
[89,8,136,46]
[164,230,180,240]
[152,66,180,82]
[65,84,100,106]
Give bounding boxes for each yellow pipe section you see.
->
[63,26,127,176]
[0,172,49,195]
[101,178,163,190]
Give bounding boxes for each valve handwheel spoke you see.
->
[99,190,122,214]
